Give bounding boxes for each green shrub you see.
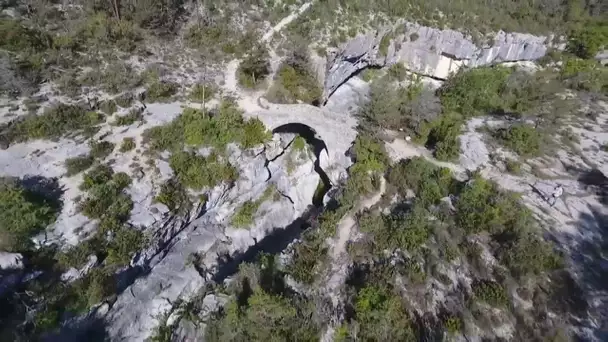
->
[456,176,529,235]
[387,63,408,81]
[379,33,392,56]
[425,113,462,161]
[266,64,322,104]
[387,157,453,205]
[81,63,143,94]
[113,109,144,126]
[444,315,463,334]
[496,124,541,157]
[169,151,237,190]
[568,23,608,59]
[287,232,327,283]
[144,102,270,152]
[89,140,115,159]
[0,19,51,53]
[496,232,563,277]
[231,185,277,228]
[472,280,509,307]
[67,268,116,312]
[78,165,133,223]
[65,155,95,176]
[115,93,134,108]
[1,104,104,144]
[119,137,136,152]
[439,67,511,117]
[358,75,439,137]
[75,13,142,52]
[505,159,522,174]
[0,178,59,252]
[360,204,432,253]
[80,164,114,191]
[205,287,320,341]
[188,83,217,102]
[100,100,117,115]
[146,81,178,102]
[292,136,307,152]
[238,46,270,88]
[353,285,415,341]
[105,226,145,267]
[154,178,192,214]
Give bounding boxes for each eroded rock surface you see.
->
[324,23,551,100]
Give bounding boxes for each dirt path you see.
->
[261,2,314,42]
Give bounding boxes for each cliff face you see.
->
[324,22,551,101]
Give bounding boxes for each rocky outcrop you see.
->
[324,22,551,101]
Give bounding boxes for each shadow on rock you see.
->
[553,204,608,341]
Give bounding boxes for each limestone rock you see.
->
[0,252,23,270]
[324,22,550,101]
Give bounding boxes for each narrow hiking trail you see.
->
[320,177,387,341]
[261,2,314,42]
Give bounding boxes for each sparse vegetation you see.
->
[232,185,277,228]
[113,108,144,126]
[0,104,104,145]
[145,81,178,103]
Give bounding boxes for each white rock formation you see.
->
[324,22,552,100]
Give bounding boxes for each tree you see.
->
[237,45,270,88]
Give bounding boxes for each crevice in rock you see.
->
[264,137,296,182]
[276,188,294,204]
[272,123,332,205]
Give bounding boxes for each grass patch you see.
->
[231,185,277,228]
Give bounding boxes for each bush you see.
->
[145,81,178,102]
[0,178,59,252]
[505,159,522,174]
[78,165,133,223]
[358,75,440,136]
[105,226,145,267]
[119,137,136,152]
[353,285,415,341]
[65,155,95,176]
[0,19,51,53]
[439,67,511,117]
[495,124,541,157]
[496,232,563,277]
[169,151,237,190]
[266,47,322,104]
[144,102,270,152]
[154,178,192,214]
[115,93,134,108]
[568,23,608,59]
[81,63,143,94]
[89,140,115,159]
[387,157,453,205]
[100,100,117,115]
[1,104,104,145]
[456,176,529,235]
[113,109,144,126]
[472,280,509,307]
[287,232,327,283]
[359,204,432,253]
[238,46,270,88]
[188,83,217,103]
[425,113,462,161]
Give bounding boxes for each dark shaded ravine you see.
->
[272,123,332,206]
